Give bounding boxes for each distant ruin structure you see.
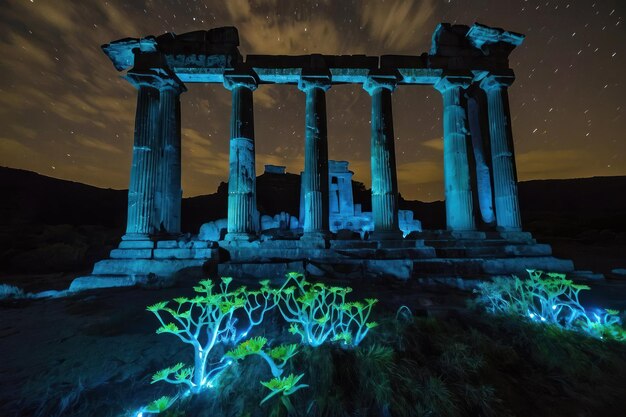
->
[72,23,576,291]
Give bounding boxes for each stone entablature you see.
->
[103,24,523,84]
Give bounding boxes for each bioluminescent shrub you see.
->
[146,277,278,395]
[579,308,626,341]
[475,270,625,341]
[278,272,378,347]
[141,273,379,415]
[225,336,298,378]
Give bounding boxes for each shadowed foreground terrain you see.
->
[1,168,625,416]
[1,274,625,417]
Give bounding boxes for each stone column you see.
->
[364,74,402,239]
[434,75,476,231]
[466,87,496,225]
[480,73,522,231]
[123,73,163,240]
[156,80,186,235]
[299,75,331,244]
[224,71,258,241]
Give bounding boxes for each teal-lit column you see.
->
[123,73,163,240]
[157,80,186,235]
[480,73,522,231]
[364,74,402,239]
[434,75,476,231]
[299,75,331,244]
[224,71,258,241]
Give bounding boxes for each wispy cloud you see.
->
[360,0,437,51]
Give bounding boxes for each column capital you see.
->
[223,68,259,91]
[298,74,331,92]
[363,70,399,95]
[433,72,473,93]
[125,68,187,93]
[480,71,516,91]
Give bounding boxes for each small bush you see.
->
[474,270,626,342]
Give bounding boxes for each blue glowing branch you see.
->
[475,270,626,342]
[278,272,378,348]
[147,277,277,396]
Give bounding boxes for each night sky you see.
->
[0,0,624,201]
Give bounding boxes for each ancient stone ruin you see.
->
[71,23,576,291]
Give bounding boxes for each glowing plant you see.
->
[142,396,176,414]
[475,270,625,341]
[278,272,378,347]
[225,336,299,377]
[579,309,626,341]
[146,277,278,395]
[141,273,379,415]
[260,373,308,414]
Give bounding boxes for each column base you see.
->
[300,232,329,248]
[224,232,257,242]
[495,226,523,232]
[122,233,151,241]
[371,229,403,240]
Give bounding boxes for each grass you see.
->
[146,308,626,417]
[5,288,625,417]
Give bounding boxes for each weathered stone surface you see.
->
[110,249,153,259]
[482,257,575,275]
[69,275,149,292]
[118,240,155,249]
[199,218,228,241]
[218,262,305,279]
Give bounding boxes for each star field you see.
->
[0,0,624,201]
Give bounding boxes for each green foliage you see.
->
[144,396,176,413]
[225,337,268,360]
[474,269,626,342]
[277,272,378,347]
[260,373,308,405]
[144,273,378,415]
[146,276,279,395]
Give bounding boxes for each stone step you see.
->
[412,256,575,277]
[69,274,150,292]
[424,239,535,248]
[92,258,206,276]
[434,243,552,258]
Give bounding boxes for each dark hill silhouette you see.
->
[1,166,625,275]
[2,166,625,234]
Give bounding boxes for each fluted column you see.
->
[156,80,186,235]
[466,87,496,226]
[434,75,476,231]
[480,73,522,231]
[299,75,331,244]
[224,71,258,241]
[364,74,402,239]
[123,73,163,239]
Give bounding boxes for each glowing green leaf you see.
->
[146,301,168,312]
[268,344,298,361]
[315,315,330,324]
[226,337,268,359]
[156,323,180,334]
[288,323,300,335]
[144,396,174,413]
[366,321,379,329]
